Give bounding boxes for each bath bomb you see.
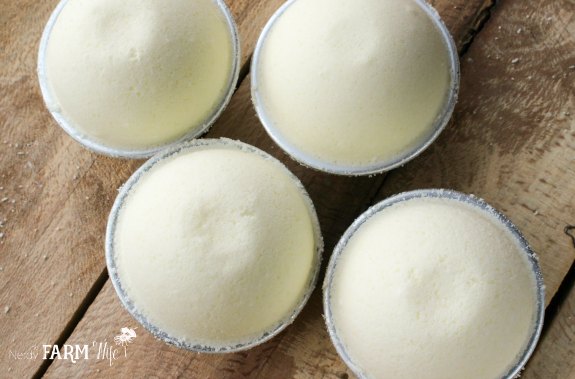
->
[328,196,539,378]
[43,0,235,151]
[111,141,319,348]
[255,0,454,168]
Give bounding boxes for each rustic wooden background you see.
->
[1,0,574,377]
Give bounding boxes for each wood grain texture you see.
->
[0,0,299,377]
[39,1,501,378]
[428,0,494,51]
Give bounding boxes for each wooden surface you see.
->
[0,0,573,378]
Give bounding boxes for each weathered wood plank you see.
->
[524,264,575,379]
[41,1,498,377]
[428,0,494,50]
[0,0,298,377]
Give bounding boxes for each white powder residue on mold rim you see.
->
[112,142,321,349]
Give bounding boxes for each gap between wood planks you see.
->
[535,229,575,352]
[456,0,496,56]
[32,267,109,379]
[31,0,522,377]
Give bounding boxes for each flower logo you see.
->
[114,327,137,347]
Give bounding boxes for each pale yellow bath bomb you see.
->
[45,0,234,150]
[256,0,452,166]
[330,197,538,378]
[114,144,318,347]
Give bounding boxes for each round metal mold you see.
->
[106,138,324,353]
[251,0,460,176]
[323,189,545,378]
[38,0,241,158]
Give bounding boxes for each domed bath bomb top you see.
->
[254,0,456,172]
[110,140,320,350]
[327,195,540,379]
[42,0,236,154]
